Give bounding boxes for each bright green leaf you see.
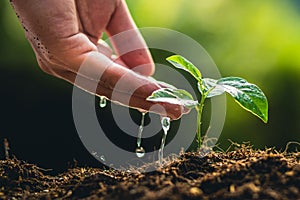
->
[147,88,198,108]
[200,78,225,98]
[166,55,202,81]
[217,77,268,123]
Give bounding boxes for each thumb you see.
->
[106,0,154,76]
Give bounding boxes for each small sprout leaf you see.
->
[217,77,268,123]
[200,78,225,98]
[166,55,202,80]
[147,88,198,108]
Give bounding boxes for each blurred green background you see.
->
[1,0,300,169]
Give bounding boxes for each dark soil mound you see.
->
[1,145,299,200]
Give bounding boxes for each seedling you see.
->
[147,55,268,149]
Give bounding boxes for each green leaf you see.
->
[166,55,202,81]
[217,77,268,123]
[147,88,198,108]
[199,78,225,98]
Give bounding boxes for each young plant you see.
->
[147,55,268,149]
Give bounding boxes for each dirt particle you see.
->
[189,187,203,196]
[229,184,235,193]
[285,170,294,176]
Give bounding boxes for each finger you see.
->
[97,40,129,68]
[51,67,185,120]
[38,48,189,118]
[75,0,117,42]
[96,40,113,58]
[106,0,155,76]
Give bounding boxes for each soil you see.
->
[0,144,299,200]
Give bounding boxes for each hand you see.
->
[10,0,187,119]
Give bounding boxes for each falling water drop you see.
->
[135,146,145,158]
[100,155,106,162]
[136,112,146,158]
[158,117,170,165]
[137,113,145,147]
[99,96,107,108]
[162,117,171,131]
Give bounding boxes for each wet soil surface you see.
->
[1,145,299,200]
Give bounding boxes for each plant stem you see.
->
[196,94,206,149]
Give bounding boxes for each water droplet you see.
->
[158,117,171,165]
[161,117,170,132]
[137,112,145,147]
[91,151,106,162]
[91,151,98,157]
[99,96,107,108]
[136,112,146,158]
[100,155,106,162]
[135,146,145,158]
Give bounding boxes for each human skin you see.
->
[10,0,187,119]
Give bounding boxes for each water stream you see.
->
[158,117,170,165]
[135,112,146,158]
